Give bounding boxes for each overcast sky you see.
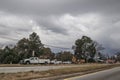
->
[0,0,120,54]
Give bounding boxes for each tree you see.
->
[0,46,19,64]
[74,36,102,63]
[115,52,120,62]
[15,32,44,59]
[29,32,44,57]
[41,47,55,60]
[15,38,30,59]
[0,49,4,63]
[75,36,92,60]
[56,51,73,61]
[86,41,97,58]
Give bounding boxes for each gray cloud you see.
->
[0,12,34,43]
[34,17,68,35]
[0,0,120,53]
[0,0,120,15]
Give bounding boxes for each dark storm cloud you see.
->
[39,22,68,35]
[0,0,120,15]
[35,17,68,35]
[0,0,119,35]
[0,0,120,35]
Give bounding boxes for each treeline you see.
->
[0,32,105,64]
[0,32,73,64]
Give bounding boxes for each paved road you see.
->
[0,65,85,73]
[0,66,69,73]
[64,67,120,80]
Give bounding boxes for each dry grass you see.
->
[0,64,120,80]
[0,64,33,67]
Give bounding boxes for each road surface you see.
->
[0,66,71,73]
[64,67,120,80]
[0,65,87,73]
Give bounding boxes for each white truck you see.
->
[50,60,62,64]
[23,57,50,64]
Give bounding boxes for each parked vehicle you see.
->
[62,61,72,64]
[22,57,50,64]
[106,59,115,64]
[94,57,105,63]
[19,60,24,64]
[96,58,104,63]
[50,60,62,64]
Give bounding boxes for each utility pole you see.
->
[32,50,35,57]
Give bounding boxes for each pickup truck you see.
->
[23,57,50,64]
